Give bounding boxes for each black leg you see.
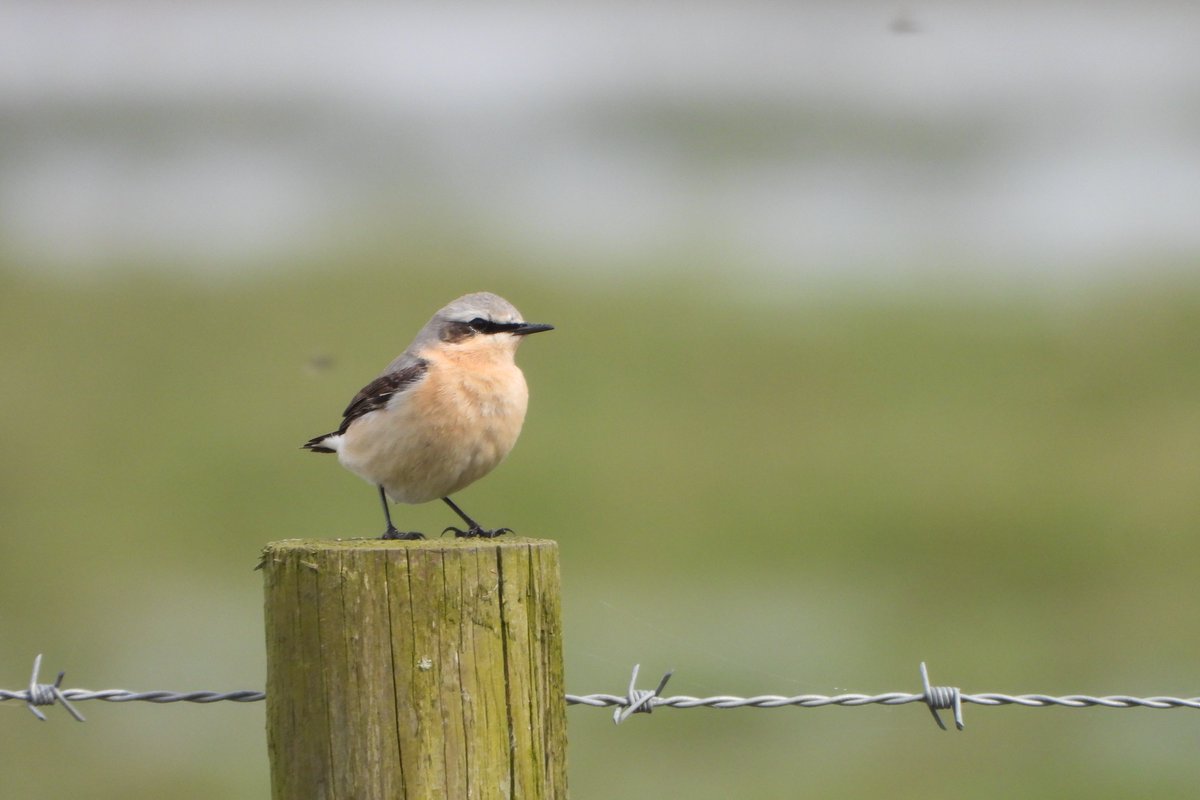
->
[378,486,424,540]
[441,497,512,539]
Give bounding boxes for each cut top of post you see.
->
[259,535,556,562]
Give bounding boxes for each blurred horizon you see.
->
[4,1,1200,288]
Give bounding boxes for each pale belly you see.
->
[336,364,529,504]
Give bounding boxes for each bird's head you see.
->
[419,292,554,359]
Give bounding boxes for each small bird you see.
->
[303,292,553,539]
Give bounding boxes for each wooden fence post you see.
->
[261,537,567,799]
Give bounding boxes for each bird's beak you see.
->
[512,322,555,336]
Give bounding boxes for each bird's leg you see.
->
[378,486,424,540]
[441,496,512,539]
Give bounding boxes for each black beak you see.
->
[512,322,555,336]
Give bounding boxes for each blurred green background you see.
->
[2,258,1198,798]
[4,2,1200,798]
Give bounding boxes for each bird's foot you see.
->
[442,526,513,539]
[381,527,425,540]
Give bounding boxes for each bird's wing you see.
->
[337,357,430,433]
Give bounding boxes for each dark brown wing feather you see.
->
[301,358,429,451]
[339,359,429,427]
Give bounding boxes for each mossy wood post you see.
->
[261,537,567,800]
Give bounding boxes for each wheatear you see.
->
[303,292,553,539]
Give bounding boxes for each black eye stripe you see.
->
[468,318,521,335]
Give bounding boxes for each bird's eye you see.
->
[468,317,489,332]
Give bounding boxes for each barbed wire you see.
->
[566,662,1200,730]
[5,655,1199,729]
[0,655,264,722]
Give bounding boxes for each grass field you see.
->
[1,254,1198,798]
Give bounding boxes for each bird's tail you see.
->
[301,432,339,454]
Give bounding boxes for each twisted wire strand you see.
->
[6,655,1200,725]
[566,692,1200,710]
[0,688,265,703]
[59,689,266,703]
[9,689,1194,711]
[963,693,1200,710]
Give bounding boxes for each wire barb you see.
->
[24,654,85,722]
[613,663,674,724]
[919,661,963,731]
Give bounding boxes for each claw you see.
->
[442,526,513,539]
[381,528,425,540]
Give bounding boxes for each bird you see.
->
[302,292,553,540]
